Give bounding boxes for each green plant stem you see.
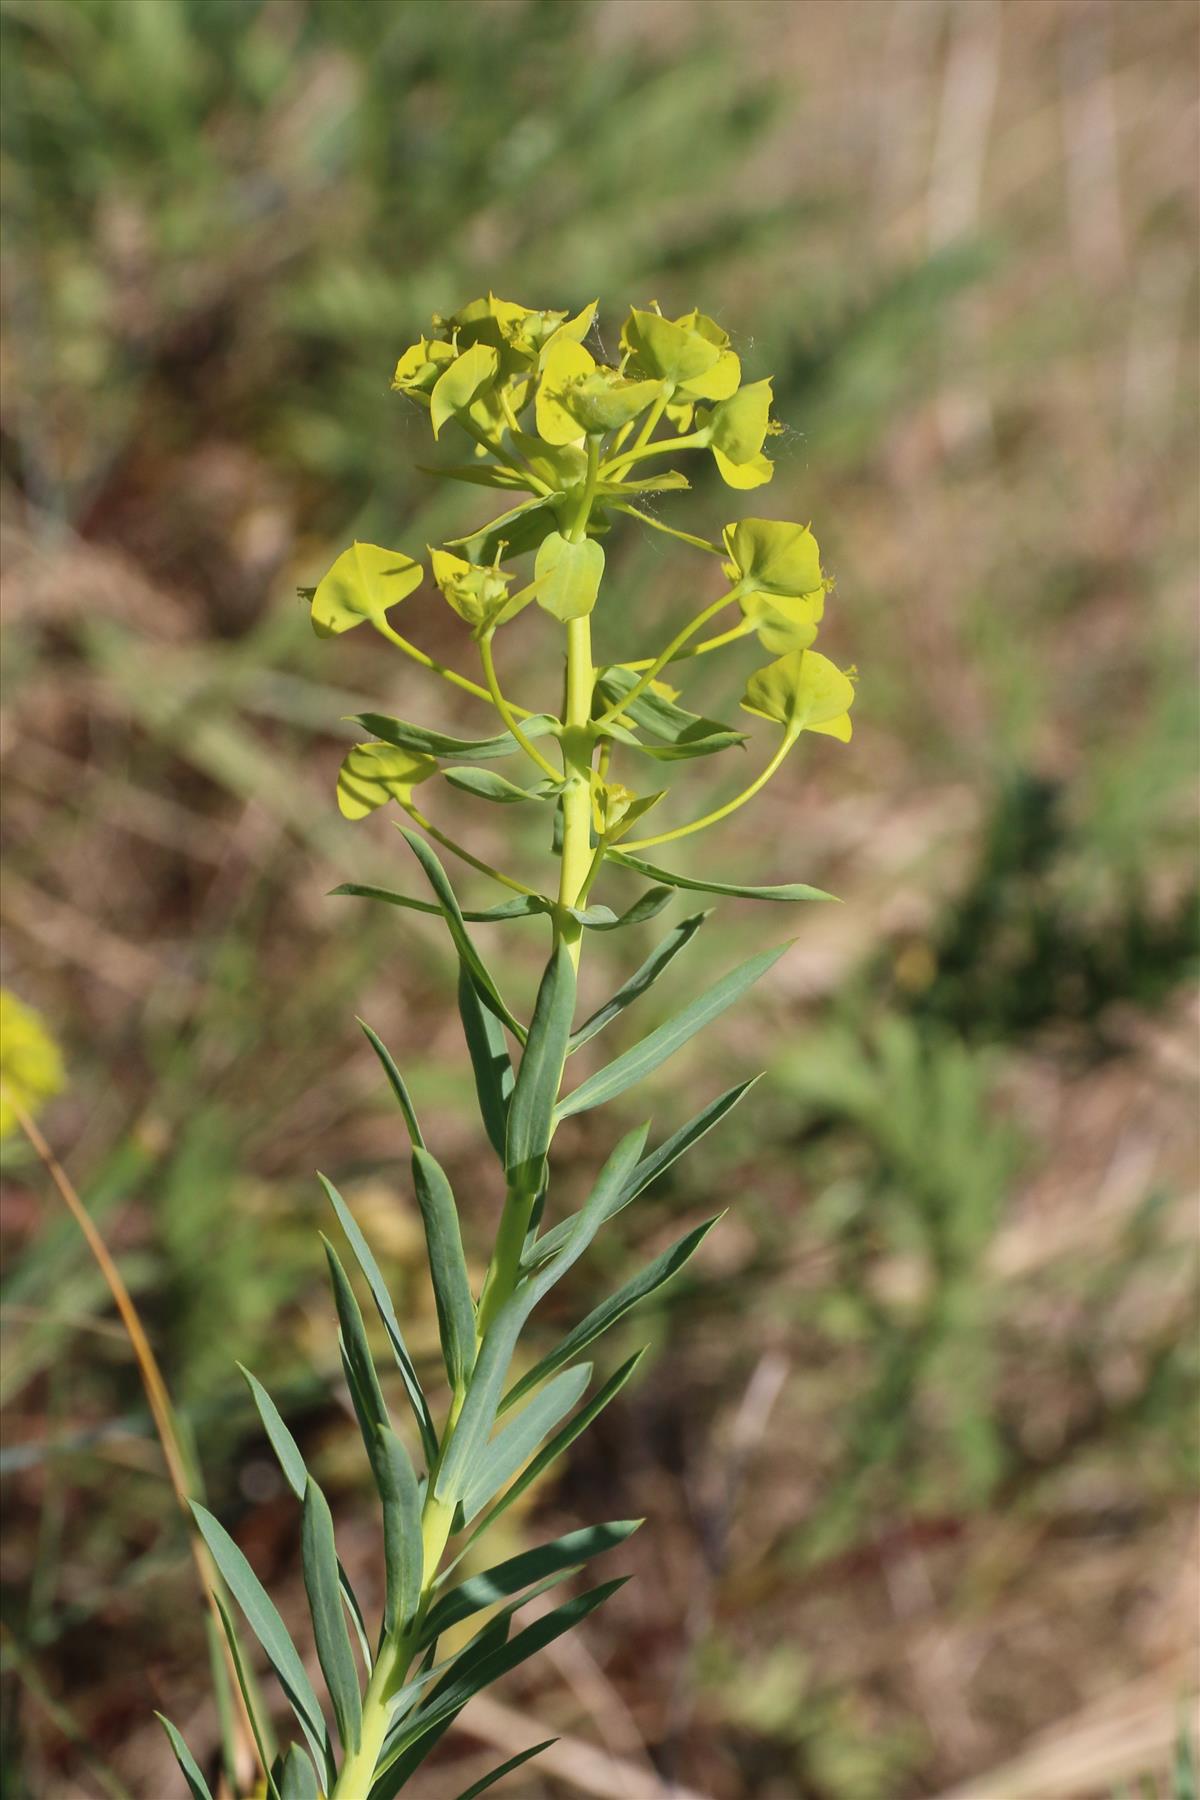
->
[399,803,539,896]
[620,728,797,852]
[601,429,707,477]
[479,634,563,782]
[594,590,739,729]
[621,615,757,671]
[375,620,533,717]
[457,415,553,495]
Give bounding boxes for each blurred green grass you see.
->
[1,2,1197,1797]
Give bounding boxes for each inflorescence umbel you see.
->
[161,296,857,1800]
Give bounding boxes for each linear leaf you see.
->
[525,1078,760,1269]
[376,1425,423,1636]
[426,1519,640,1643]
[411,1147,476,1390]
[570,885,674,930]
[557,943,787,1118]
[368,1623,511,1799]
[357,711,559,762]
[504,944,575,1191]
[457,963,514,1157]
[453,1352,647,1566]
[442,767,560,804]
[505,1219,719,1407]
[237,1365,372,1671]
[301,1479,362,1754]
[278,1746,320,1800]
[461,1363,592,1522]
[358,1021,424,1148]
[434,1125,645,1505]
[610,848,835,902]
[333,883,550,923]
[190,1503,332,1783]
[155,1715,214,1800]
[322,1238,392,1473]
[388,1582,627,1759]
[399,828,525,1039]
[318,1175,437,1467]
[569,912,709,1051]
[454,1740,559,1798]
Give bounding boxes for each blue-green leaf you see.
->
[333,883,551,923]
[569,912,709,1051]
[454,1740,558,1798]
[356,712,559,763]
[557,944,787,1118]
[399,828,525,1040]
[457,963,514,1158]
[609,848,835,902]
[278,1745,320,1800]
[570,885,675,930]
[410,1147,476,1391]
[376,1425,423,1637]
[155,1714,214,1800]
[301,1479,361,1753]
[461,1363,592,1521]
[504,945,576,1192]
[425,1520,640,1644]
[454,1352,646,1564]
[190,1503,332,1784]
[318,1174,438,1467]
[358,1020,424,1148]
[443,767,561,804]
[505,1219,719,1407]
[322,1238,393,1472]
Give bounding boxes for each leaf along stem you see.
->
[399,802,539,897]
[619,728,798,852]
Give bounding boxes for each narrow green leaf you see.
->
[238,1365,372,1672]
[443,767,561,804]
[410,1147,476,1390]
[190,1503,332,1783]
[357,1021,424,1148]
[504,944,576,1191]
[435,1126,645,1505]
[318,1174,438,1467]
[457,963,514,1158]
[376,1425,423,1636]
[399,828,525,1040]
[461,1363,592,1521]
[388,1582,628,1758]
[278,1745,320,1800]
[426,1520,640,1643]
[505,1219,719,1407]
[322,1238,393,1472]
[155,1715,214,1800]
[595,666,746,756]
[453,1353,647,1565]
[569,912,709,1052]
[525,1079,757,1270]
[557,943,788,1118]
[368,1623,512,1798]
[301,1479,362,1754]
[356,712,559,763]
[333,883,549,923]
[610,848,835,902]
[454,1741,558,1798]
[571,885,675,930]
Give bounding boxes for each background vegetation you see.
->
[1,2,1196,1796]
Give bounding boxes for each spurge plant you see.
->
[160,295,857,1799]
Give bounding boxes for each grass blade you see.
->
[557,944,787,1118]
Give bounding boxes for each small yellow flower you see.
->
[0,992,65,1139]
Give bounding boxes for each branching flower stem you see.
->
[375,619,534,716]
[398,803,539,897]
[619,728,798,853]
[593,588,742,729]
[478,633,562,783]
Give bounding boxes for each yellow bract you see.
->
[0,991,65,1140]
[336,744,438,820]
[740,649,856,743]
[311,543,424,637]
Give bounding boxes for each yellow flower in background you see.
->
[0,991,65,1139]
